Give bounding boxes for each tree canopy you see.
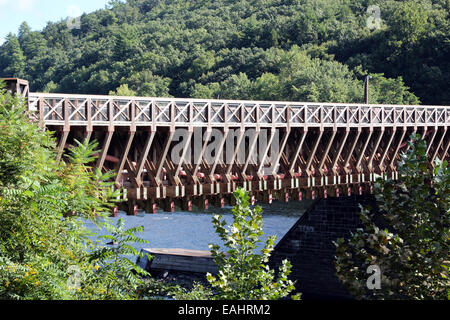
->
[1,0,448,105]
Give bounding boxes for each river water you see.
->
[84,200,313,254]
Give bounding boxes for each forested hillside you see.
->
[0,0,449,105]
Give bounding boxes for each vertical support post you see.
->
[193,129,212,184]
[378,127,396,173]
[242,128,260,178]
[96,130,114,171]
[135,130,156,187]
[389,127,407,171]
[441,131,450,161]
[56,98,70,163]
[56,130,69,163]
[430,126,447,164]
[272,128,290,178]
[343,128,362,174]
[127,201,138,216]
[38,96,45,129]
[318,129,337,175]
[84,130,93,143]
[289,128,308,176]
[355,128,373,173]
[225,128,245,180]
[367,128,385,172]
[305,128,323,176]
[426,126,437,157]
[86,98,93,136]
[155,130,175,186]
[257,128,276,179]
[115,130,136,187]
[209,128,229,181]
[174,129,194,185]
[331,128,350,175]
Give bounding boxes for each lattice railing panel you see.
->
[28,93,449,129]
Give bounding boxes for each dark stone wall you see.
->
[269,195,377,300]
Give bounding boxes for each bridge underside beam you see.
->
[45,121,449,215]
[3,81,446,214]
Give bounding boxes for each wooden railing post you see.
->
[20,88,450,202]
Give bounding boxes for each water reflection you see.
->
[84,200,313,254]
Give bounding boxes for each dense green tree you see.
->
[334,135,449,299]
[0,0,445,104]
[0,84,151,299]
[17,22,31,47]
[113,23,144,60]
[366,73,420,105]
[121,70,172,97]
[109,83,136,96]
[0,34,26,78]
[277,48,363,103]
[336,0,449,105]
[191,82,221,99]
[252,73,281,101]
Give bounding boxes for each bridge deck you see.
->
[4,78,450,215]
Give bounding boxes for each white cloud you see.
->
[17,0,34,11]
[0,0,35,12]
[0,0,34,10]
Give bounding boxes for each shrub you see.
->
[335,134,449,300]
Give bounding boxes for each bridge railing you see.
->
[8,88,448,208]
[28,92,450,129]
[2,78,448,210]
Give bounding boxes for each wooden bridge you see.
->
[5,78,450,215]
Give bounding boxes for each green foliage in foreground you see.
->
[0,86,296,300]
[0,86,151,300]
[335,134,449,300]
[171,189,298,300]
[207,189,298,300]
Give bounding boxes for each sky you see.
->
[0,0,111,44]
